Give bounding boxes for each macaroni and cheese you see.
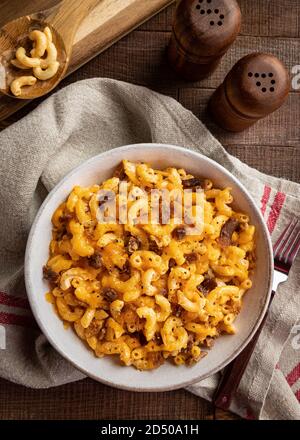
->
[43,161,255,370]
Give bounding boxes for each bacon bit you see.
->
[172,226,186,240]
[133,330,147,346]
[118,260,131,278]
[113,162,126,180]
[168,258,176,270]
[98,327,106,341]
[125,235,140,254]
[247,250,256,261]
[85,230,94,240]
[172,303,183,317]
[98,192,115,208]
[233,303,241,314]
[60,212,73,222]
[120,261,130,274]
[153,332,163,345]
[185,252,198,263]
[186,350,207,365]
[55,228,67,240]
[247,250,256,270]
[229,299,241,314]
[102,288,118,302]
[186,334,195,352]
[84,319,103,338]
[197,278,217,295]
[148,240,162,255]
[43,266,59,283]
[88,252,102,269]
[160,288,168,296]
[218,218,239,247]
[203,337,215,348]
[182,177,203,189]
[147,352,164,369]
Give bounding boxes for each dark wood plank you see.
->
[0,0,59,28]
[0,30,178,129]
[70,30,176,88]
[140,0,300,38]
[199,36,300,89]
[179,88,300,150]
[1,6,300,122]
[1,30,299,171]
[214,408,241,420]
[0,79,178,132]
[0,0,175,122]
[227,145,300,182]
[62,30,300,92]
[139,2,173,31]
[0,378,213,420]
[240,0,300,38]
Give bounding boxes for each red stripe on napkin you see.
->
[286,362,300,387]
[295,389,300,402]
[0,291,30,310]
[267,192,286,233]
[0,312,37,329]
[260,185,271,216]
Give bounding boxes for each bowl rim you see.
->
[25,143,274,391]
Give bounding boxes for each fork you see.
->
[213,217,300,411]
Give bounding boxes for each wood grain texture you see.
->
[2,31,299,120]
[214,408,240,420]
[0,378,213,420]
[179,88,300,148]
[239,0,300,38]
[227,145,300,182]
[0,0,59,28]
[0,0,102,101]
[1,0,299,120]
[0,0,175,120]
[0,0,175,43]
[74,30,300,90]
[167,0,242,82]
[140,0,300,37]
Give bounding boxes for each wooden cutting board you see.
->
[0,0,175,121]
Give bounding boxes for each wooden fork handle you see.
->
[213,292,274,410]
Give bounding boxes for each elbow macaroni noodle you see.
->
[44,161,256,370]
[10,26,60,97]
[33,61,60,81]
[10,75,37,97]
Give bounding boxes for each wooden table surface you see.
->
[0,0,299,420]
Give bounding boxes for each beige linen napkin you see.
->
[0,78,299,419]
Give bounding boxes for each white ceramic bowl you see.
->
[25,144,273,391]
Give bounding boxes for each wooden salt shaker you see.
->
[168,0,241,81]
[208,53,291,131]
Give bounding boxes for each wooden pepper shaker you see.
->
[208,53,291,132]
[168,0,241,81]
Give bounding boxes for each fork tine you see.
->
[273,219,297,258]
[284,224,300,266]
[278,220,300,262]
[288,238,300,266]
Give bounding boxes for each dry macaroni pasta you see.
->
[10,26,60,97]
[44,161,255,370]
